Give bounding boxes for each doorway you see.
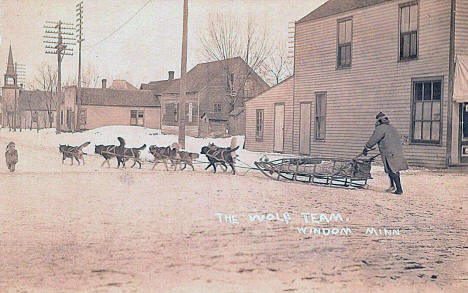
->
[460,103,468,164]
[274,103,285,152]
[299,102,311,155]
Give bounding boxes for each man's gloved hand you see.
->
[362,147,368,156]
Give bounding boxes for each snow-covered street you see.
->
[0,127,467,293]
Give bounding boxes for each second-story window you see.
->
[400,2,418,60]
[337,18,352,68]
[214,103,222,112]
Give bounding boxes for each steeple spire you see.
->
[6,45,16,76]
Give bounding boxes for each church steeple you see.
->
[4,45,17,88]
[6,45,16,76]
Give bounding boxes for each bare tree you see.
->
[201,13,273,112]
[261,41,293,85]
[32,63,57,128]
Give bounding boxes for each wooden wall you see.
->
[294,0,451,167]
[245,77,294,153]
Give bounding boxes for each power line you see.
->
[85,0,152,51]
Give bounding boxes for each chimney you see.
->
[168,71,174,80]
[102,79,107,89]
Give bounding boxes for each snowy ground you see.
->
[0,127,467,293]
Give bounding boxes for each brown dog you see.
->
[177,151,199,171]
[59,142,90,165]
[5,142,18,172]
[149,145,180,170]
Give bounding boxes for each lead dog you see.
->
[59,142,90,165]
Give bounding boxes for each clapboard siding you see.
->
[455,0,468,56]
[294,0,451,168]
[245,77,294,153]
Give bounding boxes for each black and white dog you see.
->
[200,143,239,175]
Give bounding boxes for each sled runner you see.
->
[254,153,379,189]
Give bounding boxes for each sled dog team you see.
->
[59,136,238,174]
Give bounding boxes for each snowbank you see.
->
[0,126,385,171]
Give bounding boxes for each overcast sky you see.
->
[0,0,326,88]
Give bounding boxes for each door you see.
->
[299,103,311,154]
[460,103,468,163]
[274,103,285,152]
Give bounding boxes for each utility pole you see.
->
[76,1,84,131]
[44,20,75,134]
[178,0,188,148]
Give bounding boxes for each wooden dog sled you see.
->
[254,153,379,189]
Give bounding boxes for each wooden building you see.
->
[141,57,270,137]
[63,80,161,131]
[245,76,294,153]
[289,0,467,168]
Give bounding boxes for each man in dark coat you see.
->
[363,112,408,194]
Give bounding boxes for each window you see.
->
[130,110,137,125]
[411,79,442,143]
[244,80,254,98]
[137,110,144,126]
[256,109,264,141]
[315,93,327,140]
[60,110,63,125]
[337,18,352,68]
[214,103,222,112]
[164,103,177,122]
[188,103,193,123]
[226,73,235,91]
[400,2,418,60]
[80,109,87,125]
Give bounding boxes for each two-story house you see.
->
[287,0,467,168]
[141,57,270,137]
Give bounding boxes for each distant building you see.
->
[63,79,161,131]
[1,45,19,128]
[141,57,270,137]
[1,46,56,130]
[110,79,138,90]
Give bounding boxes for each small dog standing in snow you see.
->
[59,142,90,165]
[5,142,18,172]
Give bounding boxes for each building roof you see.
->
[201,112,228,121]
[164,57,269,94]
[18,90,56,111]
[80,88,160,107]
[297,0,392,23]
[142,57,269,96]
[140,79,177,94]
[110,80,138,90]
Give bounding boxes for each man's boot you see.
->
[385,174,396,193]
[392,172,403,195]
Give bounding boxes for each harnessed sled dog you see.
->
[149,145,180,170]
[177,151,199,171]
[200,143,239,175]
[94,144,118,168]
[59,142,90,165]
[115,137,146,169]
